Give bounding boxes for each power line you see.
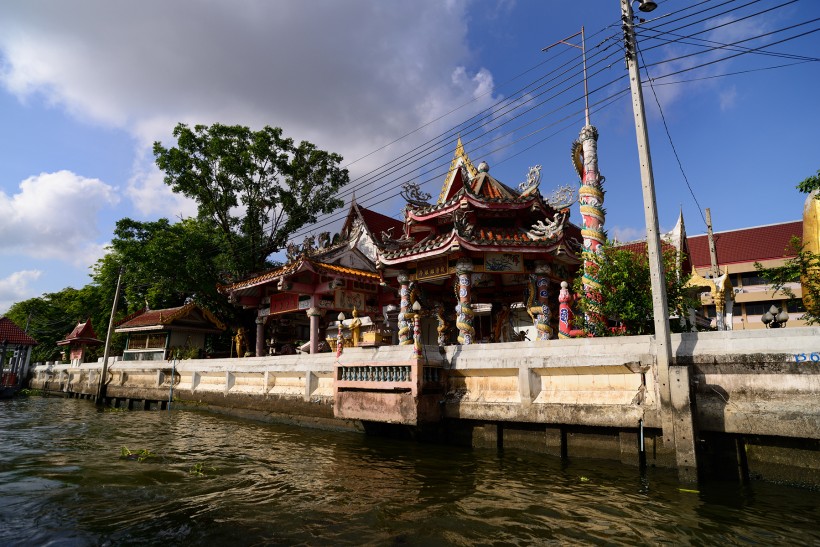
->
[647,58,815,86]
[635,37,707,228]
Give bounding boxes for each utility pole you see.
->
[705,208,720,279]
[705,207,727,331]
[621,0,698,480]
[97,267,123,405]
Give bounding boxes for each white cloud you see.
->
[0,1,503,221]
[0,270,41,314]
[609,225,645,243]
[0,171,119,266]
[719,85,737,111]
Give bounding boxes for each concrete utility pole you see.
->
[621,0,698,480]
[705,207,727,331]
[705,208,720,279]
[97,267,123,405]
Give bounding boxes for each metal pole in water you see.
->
[168,351,177,411]
[639,419,646,469]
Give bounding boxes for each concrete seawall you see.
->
[30,327,820,485]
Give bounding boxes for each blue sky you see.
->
[1,0,818,313]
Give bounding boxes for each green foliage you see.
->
[153,123,349,277]
[754,237,820,325]
[573,243,695,336]
[189,462,216,476]
[5,285,120,363]
[796,169,820,197]
[92,217,230,318]
[120,447,156,462]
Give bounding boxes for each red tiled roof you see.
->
[57,318,102,346]
[0,317,38,346]
[358,206,404,242]
[687,221,802,268]
[115,303,225,331]
[614,240,692,272]
[68,319,99,340]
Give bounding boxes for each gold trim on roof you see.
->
[437,137,479,204]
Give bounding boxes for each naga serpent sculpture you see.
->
[571,125,606,335]
[525,275,552,340]
[453,277,475,344]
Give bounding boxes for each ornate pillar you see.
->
[578,124,606,335]
[397,272,413,345]
[255,316,266,357]
[532,261,552,340]
[455,258,475,345]
[558,281,574,339]
[306,307,321,354]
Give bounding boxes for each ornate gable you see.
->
[437,137,479,204]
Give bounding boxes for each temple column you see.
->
[306,307,321,354]
[455,258,475,345]
[533,261,552,340]
[397,272,413,345]
[255,316,266,357]
[558,281,574,339]
[578,124,606,335]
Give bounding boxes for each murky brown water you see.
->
[1,396,818,546]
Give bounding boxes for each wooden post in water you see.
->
[97,267,123,405]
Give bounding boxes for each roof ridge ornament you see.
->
[544,184,578,210]
[400,181,431,208]
[518,165,542,194]
[526,210,567,241]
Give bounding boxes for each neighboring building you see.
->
[57,318,103,366]
[0,316,38,394]
[115,303,226,361]
[687,220,806,330]
[219,200,404,356]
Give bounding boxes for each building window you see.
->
[739,272,767,287]
[704,305,716,318]
[787,299,806,313]
[744,302,767,317]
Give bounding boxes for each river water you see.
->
[1,396,818,546]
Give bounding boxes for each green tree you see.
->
[93,217,230,316]
[573,243,694,336]
[754,169,820,325]
[796,169,820,196]
[153,123,349,277]
[4,284,115,363]
[754,240,820,326]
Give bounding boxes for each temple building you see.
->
[57,318,103,366]
[0,316,37,396]
[219,200,404,356]
[377,138,583,346]
[115,303,226,361]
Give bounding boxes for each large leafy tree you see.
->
[93,217,229,316]
[153,123,349,277]
[573,243,694,335]
[5,284,114,363]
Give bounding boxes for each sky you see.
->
[0,0,818,313]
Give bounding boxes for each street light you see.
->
[761,305,789,329]
[637,0,657,12]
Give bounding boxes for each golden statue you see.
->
[234,327,247,358]
[686,266,734,330]
[803,190,820,317]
